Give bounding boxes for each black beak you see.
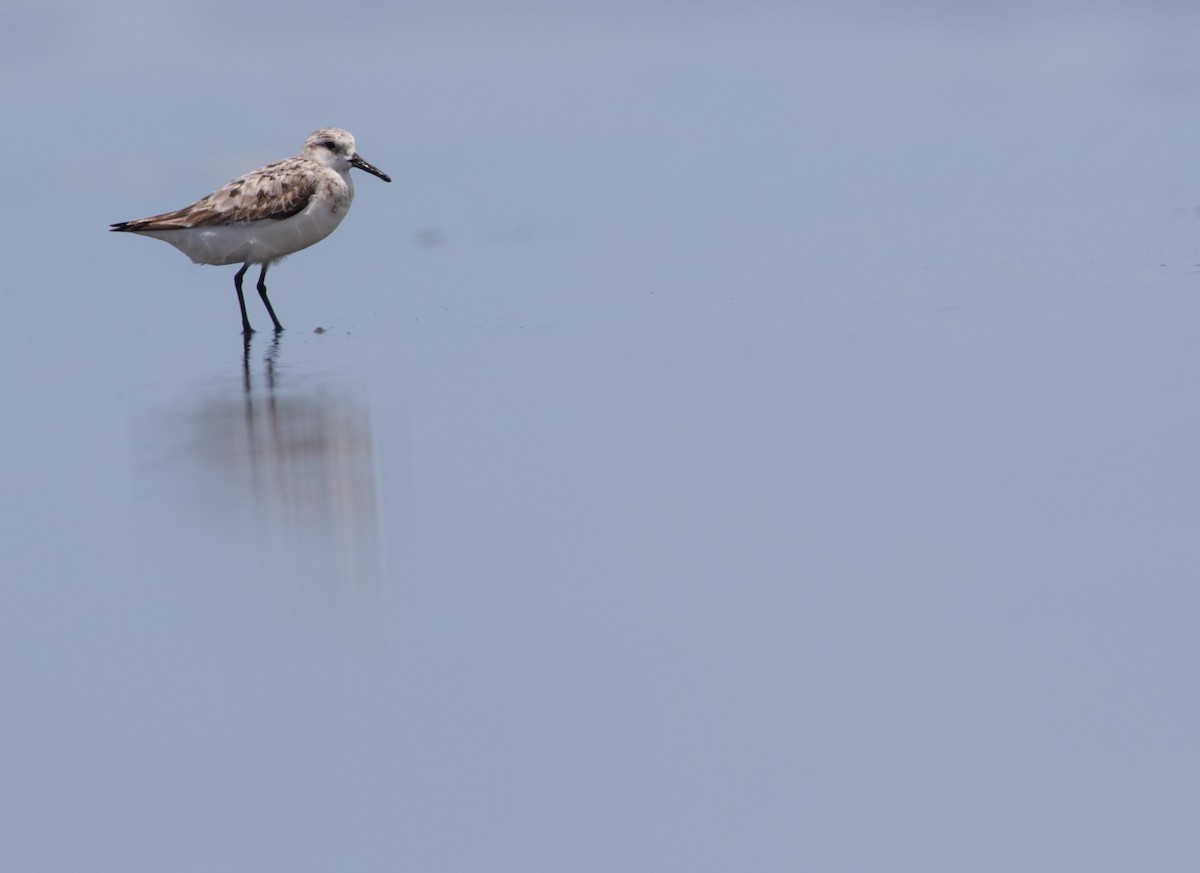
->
[350,153,391,183]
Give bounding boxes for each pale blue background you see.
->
[3,2,1200,870]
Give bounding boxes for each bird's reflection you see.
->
[175,333,386,638]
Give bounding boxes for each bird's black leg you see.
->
[234,263,254,334]
[257,264,284,333]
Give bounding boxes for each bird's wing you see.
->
[111,159,318,232]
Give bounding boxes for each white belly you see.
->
[139,198,350,266]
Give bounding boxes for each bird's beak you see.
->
[350,153,391,182]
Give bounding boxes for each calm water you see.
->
[4,3,1200,870]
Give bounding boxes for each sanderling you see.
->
[111,128,391,334]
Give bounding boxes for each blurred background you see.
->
[4,2,1200,870]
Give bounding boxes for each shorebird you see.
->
[111,128,391,334]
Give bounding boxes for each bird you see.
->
[111,128,391,334]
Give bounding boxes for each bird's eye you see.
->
[322,141,336,150]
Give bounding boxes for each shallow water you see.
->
[4,4,1200,871]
